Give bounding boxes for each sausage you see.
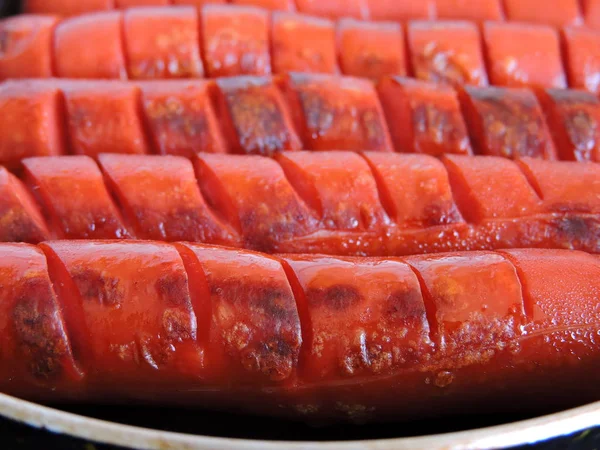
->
[98,153,238,244]
[119,0,170,6]
[22,156,131,240]
[535,88,600,162]
[406,20,488,87]
[0,15,58,79]
[139,80,226,157]
[271,12,338,75]
[295,0,365,19]
[583,0,600,28]
[482,22,567,89]
[366,0,433,21]
[201,5,271,77]
[0,6,595,88]
[210,76,302,155]
[1,241,600,422]
[279,73,393,152]
[561,27,600,94]
[4,75,600,168]
[2,153,600,256]
[377,76,473,156]
[336,19,407,81]
[503,0,582,27]
[0,167,50,244]
[54,11,126,79]
[123,6,204,79]
[62,81,150,158]
[458,85,557,160]
[23,0,112,15]
[0,81,65,171]
[19,0,600,30]
[434,0,504,22]
[230,0,294,10]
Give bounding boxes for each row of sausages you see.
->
[1,75,600,171]
[2,241,600,421]
[22,0,600,28]
[2,6,600,90]
[2,152,599,255]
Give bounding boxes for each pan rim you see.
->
[0,393,598,450]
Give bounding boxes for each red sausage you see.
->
[3,153,600,255]
[377,76,473,156]
[483,22,567,89]
[179,243,302,384]
[211,76,301,155]
[405,252,524,353]
[458,85,557,160]
[283,254,430,382]
[0,167,50,244]
[503,0,582,27]
[99,153,239,244]
[62,81,149,158]
[434,0,504,22]
[0,81,66,170]
[0,244,82,400]
[40,240,204,393]
[230,0,295,10]
[442,154,543,223]
[0,243,595,420]
[561,27,600,94]
[363,152,463,228]
[123,6,204,79]
[583,0,600,28]
[271,12,338,74]
[366,0,433,21]
[54,12,126,79]
[294,0,366,19]
[201,5,271,77]
[195,153,318,250]
[23,0,112,15]
[407,21,488,87]
[517,157,600,214]
[0,15,58,79]
[336,19,407,80]
[276,151,389,232]
[117,0,169,6]
[280,73,393,152]
[535,88,600,162]
[139,80,226,157]
[172,0,225,6]
[23,156,131,240]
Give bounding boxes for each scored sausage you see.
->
[2,153,599,256]
[2,76,600,169]
[1,5,597,88]
[1,241,599,422]
[24,0,590,29]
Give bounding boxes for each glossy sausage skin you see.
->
[4,75,600,169]
[1,242,600,422]
[1,5,598,90]
[2,153,600,257]
[24,0,592,29]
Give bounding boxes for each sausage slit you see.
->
[403,263,439,348]
[280,258,313,378]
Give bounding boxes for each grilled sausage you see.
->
[2,153,599,256]
[3,75,600,168]
[2,6,597,88]
[1,241,599,422]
